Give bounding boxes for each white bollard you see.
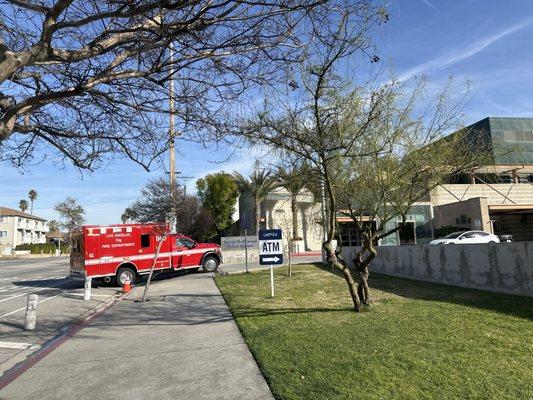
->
[84,277,92,301]
[25,294,38,330]
[270,265,275,298]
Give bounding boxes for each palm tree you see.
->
[28,189,38,214]
[277,166,308,249]
[234,165,279,234]
[47,219,60,233]
[19,199,29,213]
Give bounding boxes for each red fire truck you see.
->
[70,223,222,285]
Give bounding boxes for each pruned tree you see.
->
[19,199,28,213]
[28,189,38,214]
[54,196,85,233]
[233,163,279,234]
[0,0,350,171]
[196,172,239,238]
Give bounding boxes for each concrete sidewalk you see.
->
[0,273,273,400]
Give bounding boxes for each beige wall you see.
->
[433,197,491,233]
[431,183,533,206]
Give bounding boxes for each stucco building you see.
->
[430,117,533,241]
[338,117,533,245]
[0,207,49,254]
[237,187,324,251]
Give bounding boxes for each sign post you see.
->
[259,229,283,298]
[244,229,249,273]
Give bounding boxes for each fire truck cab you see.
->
[70,223,222,285]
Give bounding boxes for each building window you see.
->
[0,231,8,238]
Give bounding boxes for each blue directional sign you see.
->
[259,229,283,265]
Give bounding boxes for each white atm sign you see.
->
[258,229,283,265]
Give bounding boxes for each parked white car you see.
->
[430,231,500,245]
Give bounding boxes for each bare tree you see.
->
[54,196,85,237]
[240,4,486,312]
[241,4,390,311]
[0,0,349,171]
[334,79,489,306]
[125,176,216,238]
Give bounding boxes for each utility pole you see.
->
[169,42,177,233]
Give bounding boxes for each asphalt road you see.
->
[0,255,321,376]
[0,257,120,373]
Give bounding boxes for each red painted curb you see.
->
[0,295,123,390]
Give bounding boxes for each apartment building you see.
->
[0,207,49,254]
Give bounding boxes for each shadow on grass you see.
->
[316,263,533,321]
[232,306,354,319]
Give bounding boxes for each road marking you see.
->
[0,280,72,304]
[0,293,123,390]
[0,292,64,318]
[0,342,41,350]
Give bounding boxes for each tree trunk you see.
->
[324,241,361,312]
[353,230,377,306]
[254,198,261,235]
[291,195,298,253]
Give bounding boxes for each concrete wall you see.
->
[342,243,533,297]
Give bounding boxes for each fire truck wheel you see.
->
[202,256,219,272]
[116,267,136,286]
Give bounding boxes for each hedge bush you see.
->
[15,243,70,254]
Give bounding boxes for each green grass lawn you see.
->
[215,264,533,400]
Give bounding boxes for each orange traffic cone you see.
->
[122,281,131,293]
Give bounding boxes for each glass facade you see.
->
[380,204,433,246]
[461,117,533,165]
[337,204,433,247]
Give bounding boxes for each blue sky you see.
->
[2,0,533,224]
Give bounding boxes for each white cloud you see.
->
[398,15,533,82]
